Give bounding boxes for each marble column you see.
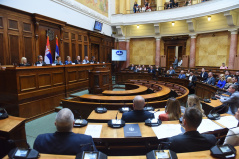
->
[228,30,238,69]
[189,34,197,68]
[156,0,164,10]
[126,39,130,68]
[155,37,161,66]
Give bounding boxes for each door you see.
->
[91,43,99,62]
[167,46,176,68]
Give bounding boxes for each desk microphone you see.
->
[143,99,154,111]
[108,111,125,128]
[76,143,107,159]
[95,100,107,113]
[72,110,88,127]
[0,108,8,119]
[145,110,162,127]
[119,101,131,113]
[207,104,228,120]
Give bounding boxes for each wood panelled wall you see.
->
[0,5,114,65]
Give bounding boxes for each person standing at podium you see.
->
[121,96,154,122]
[35,55,46,65]
[33,108,96,155]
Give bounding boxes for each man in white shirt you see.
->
[82,56,89,64]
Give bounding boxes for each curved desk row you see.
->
[102,84,148,96]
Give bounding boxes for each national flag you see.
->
[44,36,53,64]
[55,36,59,60]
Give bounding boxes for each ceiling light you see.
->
[137,25,139,28]
[172,22,175,26]
[208,16,211,21]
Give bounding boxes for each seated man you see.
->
[178,70,186,79]
[74,56,81,64]
[225,70,231,80]
[166,107,217,153]
[188,71,197,94]
[200,68,208,81]
[134,66,139,73]
[33,108,96,155]
[204,72,216,85]
[129,64,134,71]
[89,56,97,64]
[217,84,239,115]
[224,108,239,146]
[148,66,155,74]
[121,95,154,122]
[82,56,89,64]
[232,76,239,86]
[35,55,46,65]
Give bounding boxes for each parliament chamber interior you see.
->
[1,0,239,158]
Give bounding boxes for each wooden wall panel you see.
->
[0,33,4,64]
[19,75,36,92]
[68,71,77,83]
[23,36,33,64]
[9,34,20,64]
[72,43,76,60]
[38,74,51,88]
[53,72,64,86]
[64,42,70,60]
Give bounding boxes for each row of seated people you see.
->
[128,64,162,74]
[165,0,209,9]
[18,55,98,66]
[133,1,152,13]
[31,94,239,156]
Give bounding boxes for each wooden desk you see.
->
[201,99,222,115]
[0,116,26,147]
[79,84,170,103]
[102,84,148,96]
[116,72,154,84]
[0,63,111,118]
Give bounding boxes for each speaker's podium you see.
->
[89,67,110,94]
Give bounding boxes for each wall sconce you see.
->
[172,22,175,26]
[208,16,211,21]
[137,25,139,29]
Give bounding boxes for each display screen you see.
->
[83,152,98,159]
[122,107,129,111]
[156,151,170,159]
[150,119,158,124]
[97,108,104,111]
[14,149,28,157]
[220,145,232,153]
[94,21,103,31]
[112,49,127,61]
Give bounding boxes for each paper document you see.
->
[152,124,184,139]
[216,116,238,129]
[197,119,223,133]
[85,125,102,138]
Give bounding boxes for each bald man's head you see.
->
[55,108,74,132]
[133,95,145,110]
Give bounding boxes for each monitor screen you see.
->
[112,49,127,61]
[94,21,103,31]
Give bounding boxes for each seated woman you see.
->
[65,56,72,65]
[138,64,142,71]
[54,56,63,65]
[158,98,181,121]
[220,63,228,69]
[187,95,205,116]
[19,57,31,66]
[142,65,147,71]
[185,69,191,77]
[223,77,233,90]
[216,74,226,89]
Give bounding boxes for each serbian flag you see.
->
[44,36,53,64]
[55,36,59,60]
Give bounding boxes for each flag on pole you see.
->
[55,36,59,60]
[44,36,53,64]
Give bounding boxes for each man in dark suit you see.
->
[129,64,134,71]
[172,56,178,69]
[204,72,216,85]
[148,66,155,74]
[74,56,81,64]
[35,55,46,65]
[121,95,154,122]
[200,68,208,81]
[166,107,217,153]
[225,70,231,80]
[188,71,197,94]
[89,56,97,64]
[33,108,96,155]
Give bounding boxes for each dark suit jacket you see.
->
[200,72,208,81]
[19,63,31,67]
[121,110,154,123]
[148,69,156,74]
[167,131,217,153]
[35,61,46,65]
[74,60,81,64]
[33,132,97,155]
[205,77,216,85]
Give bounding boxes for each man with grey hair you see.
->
[33,108,96,155]
[121,95,154,122]
[217,84,239,115]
